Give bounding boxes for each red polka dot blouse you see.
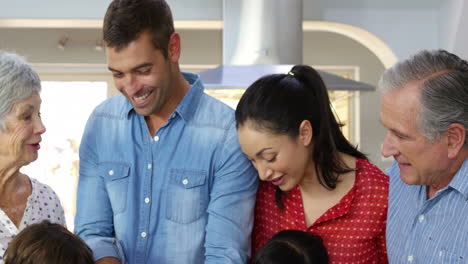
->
[252,158,389,263]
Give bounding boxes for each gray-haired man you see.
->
[380,49,468,263]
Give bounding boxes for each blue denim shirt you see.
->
[386,159,468,263]
[75,73,258,264]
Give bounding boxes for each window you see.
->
[21,81,108,231]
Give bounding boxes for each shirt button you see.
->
[141,232,147,238]
[170,113,176,119]
[182,179,188,185]
[418,214,425,222]
[154,136,160,141]
[144,197,150,204]
[108,170,114,176]
[407,255,413,262]
[147,163,152,169]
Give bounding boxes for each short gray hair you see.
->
[379,50,468,145]
[0,51,41,131]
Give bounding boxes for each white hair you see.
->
[379,50,468,145]
[0,51,41,131]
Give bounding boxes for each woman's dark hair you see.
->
[253,230,329,264]
[235,65,366,208]
[4,220,94,264]
[103,0,175,58]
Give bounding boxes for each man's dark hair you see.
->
[103,0,175,58]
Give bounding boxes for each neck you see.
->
[298,161,323,193]
[299,152,356,193]
[0,165,22,197]
[427,147,468,199]
[146,71,190,135]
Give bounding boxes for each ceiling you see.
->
[0,0,466,60]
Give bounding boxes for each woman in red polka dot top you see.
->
[235,65,389,263]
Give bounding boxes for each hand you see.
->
[95,257,121,264]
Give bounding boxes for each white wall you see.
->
[0,28,222,65]
[304,31,388,169]
[439,0,468,60]
[0,28,105,63]
[306,7,439,60]
[0,0,112,19]
[1,0,451,60]
[0,0,221,20]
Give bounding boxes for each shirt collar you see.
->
[124,72,204,120]
[449,157,468,199]
[124,98,133,117]
[173,72,204,122]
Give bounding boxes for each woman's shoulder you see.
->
[22,177,66,227]
[356,158,388,180]
[29,177,61,200]
[355,158,389,190]
[348,159,389,216]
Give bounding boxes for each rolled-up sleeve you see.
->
[75,113,121,262]
[204,122,259,263]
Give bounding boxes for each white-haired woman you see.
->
[0,51,65,261]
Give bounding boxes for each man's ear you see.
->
[167,32,181,62]
[299,120,313,146]
[446,123,466,159]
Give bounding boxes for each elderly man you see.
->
[380,49,467,263]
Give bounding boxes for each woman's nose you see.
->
[35,117,46,135]
[258,164,273,181]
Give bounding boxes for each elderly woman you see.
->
[0,51,65,261]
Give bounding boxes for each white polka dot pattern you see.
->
[252,158,389,263]
[0,177,66,263]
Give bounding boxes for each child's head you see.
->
[3,220,93,264]
[253,230,329,264]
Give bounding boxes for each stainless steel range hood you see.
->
[200,65,374,91]
[199,0,374,91]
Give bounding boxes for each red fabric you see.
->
[252,158,389,263]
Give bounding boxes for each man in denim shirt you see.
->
[74,0,258,263]
[380,50,468,263]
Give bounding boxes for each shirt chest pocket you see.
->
[100,162,131,215]
[166,169,209,224]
